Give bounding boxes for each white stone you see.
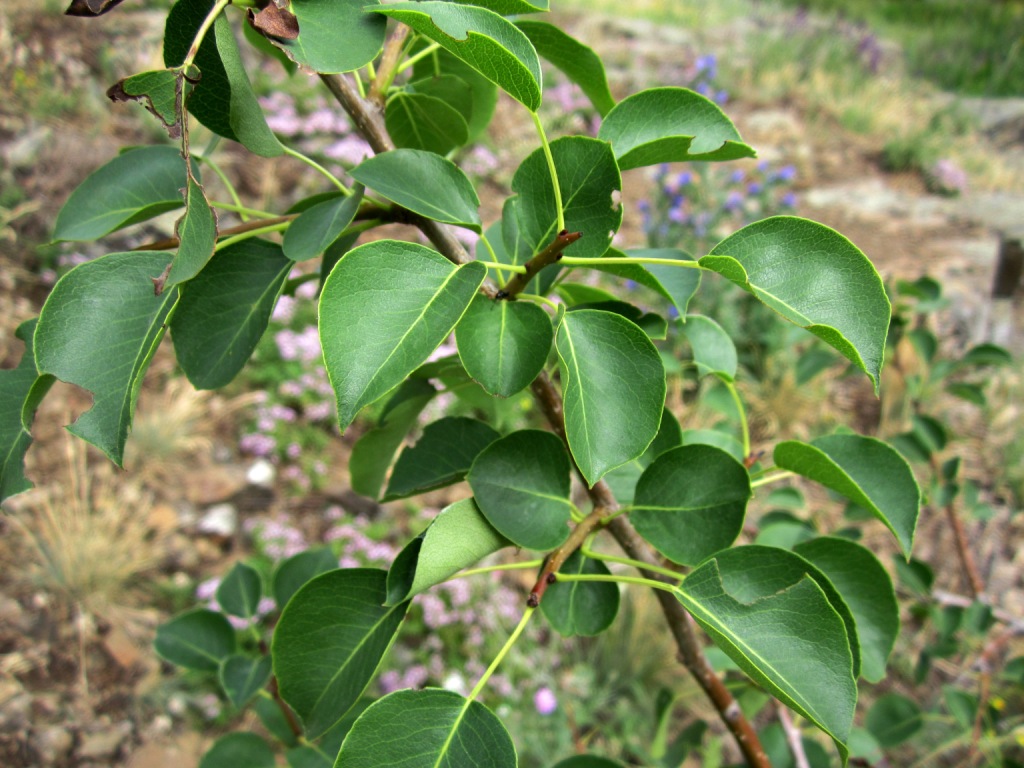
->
[196,503,237,537]
[246,459,276,487]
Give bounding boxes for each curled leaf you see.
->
[65,0,125,16]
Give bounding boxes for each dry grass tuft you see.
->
[5,436,163,637]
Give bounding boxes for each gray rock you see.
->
[76,721,132,761]
[246,458,276,487]
[196,503,237,538]
[31,726,74,764]
[957,97,1024,134]
[0,595,32,633]
[2,124,53,170]
[955,191,1024,237]
[804,179,955,225]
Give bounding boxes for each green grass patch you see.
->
[774,0,1024,96]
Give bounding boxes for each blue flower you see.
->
[747,182,763,195]
[730,169,745,183]
[695,81,711,97]
[724,191,744,211]
[781,192,797,207]
[714,89,729,105]
[695,54,717,80]
[774,165,797,182]
[677,171,693,187]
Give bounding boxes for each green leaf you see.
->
[602,407,682,504]
[512,136,622,261]
[411,49,498,142]
[199,733,275,768]
[34,251,177,465]
[0,320,49,502]
[541,550,619,637]
[349,379,437,499]
[216,561,263,619]
[593,248,701,318]
[384,417,499,500]
[273,548,339,609]
[155,608,237,671]
[597,87,755,170]
[163,0,282,157]
[680,428,745,464]
[167,171,218,287]
[386,498,510,605]
[865,693,922,747]
[336,688,516,768]
[351,150,481,232]
[372,2,543,112]
[961,342,1012,367]
[516,21,615,116]
[242,18,297,75]
[701,217,890,391]
[219,654,273,709]
[320,241,485,432]
[631,444,750,566]
[107,69,187,136]
[284,188,363,262]
[551,757,626,768]
[774,434,920,557]
[682,314,737,381]
[794,537,899,683]
[386,92,470,155]
[288,746,332,768]
[273,568,409,739]
[556,310,666,486]
[53,146,194,241]
[254,697,299,747]
[171,238,293,390]
[269,0,386,74]
[946,382,986,406]
[455,294,553,397]
[448,0,549,13]
[408,75,475,126]
[468,430,573,550]
[676,548,856,762]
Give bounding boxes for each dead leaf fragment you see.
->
[248,4,300,41]
[65,0,127,17]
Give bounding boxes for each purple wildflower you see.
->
[534,687,558,715]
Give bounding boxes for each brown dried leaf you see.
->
[64,0,127,17]
[248,5,299,41]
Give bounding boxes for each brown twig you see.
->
[777,701,811,768]
[267,675,303,739]
[527,505,608,607]
[133,215,295,251]
[369,25,411,107]
[928,457,985,599]
[499,229,582,299]
[320,71,489,279]
[944,500,985,599]
[320,65,770,768]
[531,373,771,768]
